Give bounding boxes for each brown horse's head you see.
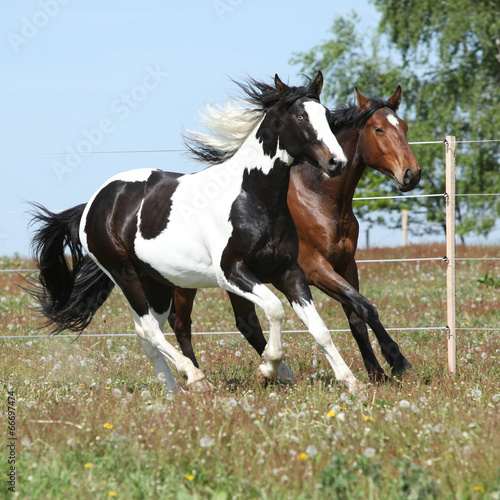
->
[355,86,420,192]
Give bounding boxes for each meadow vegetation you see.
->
[1,244,499,499]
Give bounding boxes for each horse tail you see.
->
[26,203,115,334]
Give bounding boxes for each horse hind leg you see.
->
[342,305,388,383]
[136,276,211,393]
[169,288,200,368]
[96,251,209,392]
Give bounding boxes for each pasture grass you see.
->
[1,245,499,499]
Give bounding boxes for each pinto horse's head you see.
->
[355,86,421,192]
[270,71,347,178]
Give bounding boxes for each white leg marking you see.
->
[131,309,208,389]
[136,337,181,393]
[220,280,285,379]
[292,301,365,393]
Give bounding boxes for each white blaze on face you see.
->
[387,113,400,129]
[303,101,347,164]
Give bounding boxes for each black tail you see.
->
[26,203,115,334]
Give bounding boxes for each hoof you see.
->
[258,361,278,380]
[391,365,417,381]
[368,370,389,384]
[348,378,368,394]
[188,377,212,393]
[277,362,296,385]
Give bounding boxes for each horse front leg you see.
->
[273,264,365,394]
[341,259,415,378]
[227,291,296,383]
[219,261,286,381]
[305,255,414,379]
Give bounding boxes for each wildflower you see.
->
[297,452,308,461]
[84,463,94,468]
[470,389,482,398]
[399,400,411,408]
[108,492,118,498]
[444,453,453,459]
[492,394,500,402]
[326,410,336,419]
[199,436,213,448]
[103,423,113,429]
[184,474,195,481]
[363,447,376,458]
[235,351,241,357]
[473,486,485,493]
[363,416,374,421]
[305,445,318,457]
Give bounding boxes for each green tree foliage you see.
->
[291,3,500,240]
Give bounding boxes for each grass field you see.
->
[1,244,499,499]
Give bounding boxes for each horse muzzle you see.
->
[397,166,421,192]
[321,156,346,178]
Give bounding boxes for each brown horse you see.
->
[169,86,420,383]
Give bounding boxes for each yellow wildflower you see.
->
[297,452,308,461]
[184,474,195,481]
[473,486,485,493]
[84,462,94,468]
[108,492,118,498]
[326,410,336,418]
[103,423,113,429]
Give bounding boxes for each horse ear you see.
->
[355,86,370,111]
[388,85,402,110]
[275,74,290,98]
[308,71,323,96]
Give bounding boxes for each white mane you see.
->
[184,98,264,164]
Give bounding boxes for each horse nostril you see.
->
[329,157,346,169]
[403,167,412,186]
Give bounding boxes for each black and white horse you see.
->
[29,72,365,393]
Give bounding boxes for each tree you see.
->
[291,2,500,242]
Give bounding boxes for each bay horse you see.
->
[28,72,366,393]
[169,86,421,383]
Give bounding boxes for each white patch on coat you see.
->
[133,130,291,289]
[303,101,347,163]
[387,113,400,129]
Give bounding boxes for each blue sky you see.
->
[0,0,434,256]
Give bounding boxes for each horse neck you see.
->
[228,116,293,212]
[327,127,367,204]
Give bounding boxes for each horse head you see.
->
[355,86,421,192]
[265,71,347,178]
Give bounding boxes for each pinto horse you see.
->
[169,86,421,382]
[28,72,366,393]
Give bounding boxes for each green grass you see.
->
[1,245,499,499]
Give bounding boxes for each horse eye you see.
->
[374,127,384,133]
[297,115,304,121]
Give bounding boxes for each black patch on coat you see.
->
[222,159,299,284]
[139,170,181,240]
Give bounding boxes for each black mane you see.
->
[185,76,321,165]
[329,98,396,134]
[234,77,320,111]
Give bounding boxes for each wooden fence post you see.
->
[445,136,457,374]
[402,209,409,246]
